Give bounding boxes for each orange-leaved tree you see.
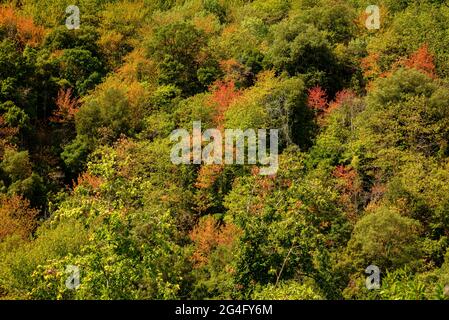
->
[49,88,80,124]
[0,6,45,48]
[403,44,436,79]
[0,195,39,241]
[208,80,241,127]
[307,86,328,112]
[189,216,240,267]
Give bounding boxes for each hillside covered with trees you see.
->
[1,0,449,300]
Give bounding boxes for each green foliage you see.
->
[264,15,352,94]
[203,0,227,23]
[366,2,449,78]
[2,0,449,301]
[346,206,423,271]
[61,134,91,176]
[150,84,182,111]
[0,219,88,299]
[0,39,30,102]
[1,149,32,182]
[239,0,291,25]
[252,281,324,300]
[225,147,350,298]
[0,101,30,130]
[21,0,109,27]
[44,26,100,53]
[385,158,449,233]
[357,68,449,160]
[55,49,104,95]
[224,74,314,148]
[75,85,137,141]
[146,21,219,95]
[378,268,434,300]
[0,149,45,206]
[293,0,357,44]
[31,210,186,299]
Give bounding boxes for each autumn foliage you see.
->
[0,116,19,143]
[2,0,449,301]
[195,165,223,189]
[50,89,80,124]
[328,89,357,114]
[189,216,240,267]
[0,6,45,48]
[73,171,104,192]
[0,195,39,241]
[208,80,241,127]
[333,165,361,220]
[307,86,328,112]
[403,44,436,78]
[363,44,437,82]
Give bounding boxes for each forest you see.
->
[0,0,449,300]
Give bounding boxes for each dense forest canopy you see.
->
[0,0,449,300]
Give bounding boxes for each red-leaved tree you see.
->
[208,80,241,127]
[49,88,79,124]
[403,44,436,78]
[307,86,328,112]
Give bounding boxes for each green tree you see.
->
[346,206,423,271]
[146,21,219,95]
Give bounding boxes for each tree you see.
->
[224,147,350,298]
[224,73,314,149]
[0,101,30,132]
[49,88,79,124]
[0,195,38,241]
[358,68,449,158]
[402,44,436,78]
[208,80,241,127]
[0,6,45,49]
[97,0,152,69]
[365,2,449,78]
[1,148,32,183]
[307,86,328,113]
[346,206,422,270]
[297,0,356,44]
[264,16,346,95]
[0,218,88,299]
[75,85,134,142]
[0,39,28,102]
[147,21,219,96]
[55,49,104,95]
[189,215,240,299]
